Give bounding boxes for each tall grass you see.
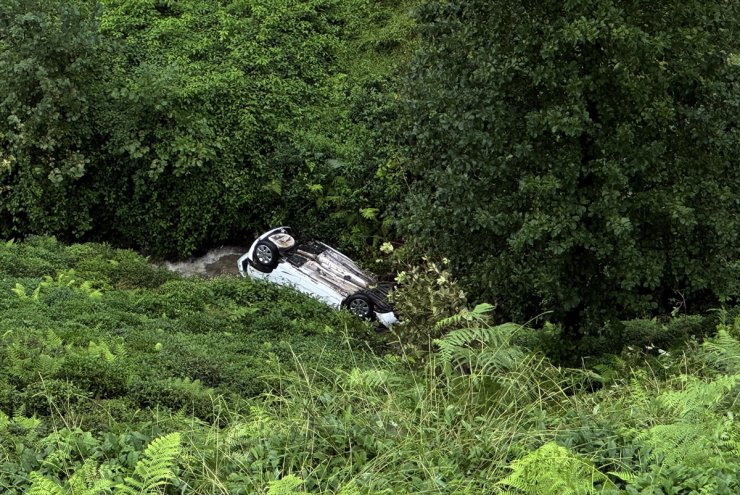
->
[1,238,738,494]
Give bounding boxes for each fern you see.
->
[87,341,117,362]
[634,326,739,477]
[658,374,739,419]
[434,322,524,374]
[337,481,361,495]
[345,368,392,391]
[116,432,181,495]
[28,459,113,495]
[29,433,180,495]
[68,459,113,495]
[11,282,28,300]
[637,423,717,466]
[497,442,615,495]
[12,413,41,430]
[45,329,64,349]
[266,474,311,495]
[12,269,104,303]
[27,473,66,495]
[79,280,103,299]
[701,329,740,373]
[435,303,495,330]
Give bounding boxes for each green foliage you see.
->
[390,255,468,346]
[118,432,181,495]
[0,0,415,256]
[266,475,311,495]
[497,442,615,494]
[0,237,378,423]
[400,0,740,333]
[435,320,526,377]
[129,377,217,422]
[2,239,739,494]
[27,432,181,495]
[0,0,108,239]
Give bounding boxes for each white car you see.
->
[238,227,399,327]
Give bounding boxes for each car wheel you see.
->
[252,240,280,271]
[344,294,374,320]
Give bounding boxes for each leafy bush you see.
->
[2,240,738,493]
[390,255,468,347]
[18,379,89,417]
[129,378,218,423]
[0,0,415,257]
[57,352,131,400]
[519,311,728,363]
[400,0,740,333]
[0,0,108,241]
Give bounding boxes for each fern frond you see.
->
[79,280,104,299]
[45,330,63,349]
[266,474,311,495]
[637,423,714,465]
[435,323,522,371]
[12,414,41,430]
[658,374,739,418]
[345,368,392,390]
[435,303,495,330]
[497,442,615,495]
[116,432,181,495]
[66,458,113,495]
[701,329,740,373]
[88,341,116,362]
[27,472,66,495]
[607,471,635,483]
[337,481,361,495]
[11,283,27,300]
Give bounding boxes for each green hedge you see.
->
[400,0,740,333]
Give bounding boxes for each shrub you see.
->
[400,0,740,334]
[129,378,219,422]
[72,247,176,289]
[0,381,17,415]
[57,353,131,399]
[621,315,711,351]
[19,379,89,417]
[390,256,468,347]
[0,0,414,257]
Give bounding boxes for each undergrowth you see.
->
[1,237,738,493]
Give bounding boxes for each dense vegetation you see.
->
[1,239,738,494]
[401,0,740,331]
[2,0,737,333]
[1,0,739,492]
[0,0,414,255]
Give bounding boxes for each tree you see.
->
[0,0,108,240]
[400,0,740,333]
[0,0,415,257]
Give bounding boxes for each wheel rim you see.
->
[349,298,370,317]
[255,245,273,265]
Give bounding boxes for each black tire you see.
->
[343,293,374,320]
[252,239,280,271]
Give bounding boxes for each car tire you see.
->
[343,293,374,320]
[252,239,280,271]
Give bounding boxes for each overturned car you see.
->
[237,227,399,327]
